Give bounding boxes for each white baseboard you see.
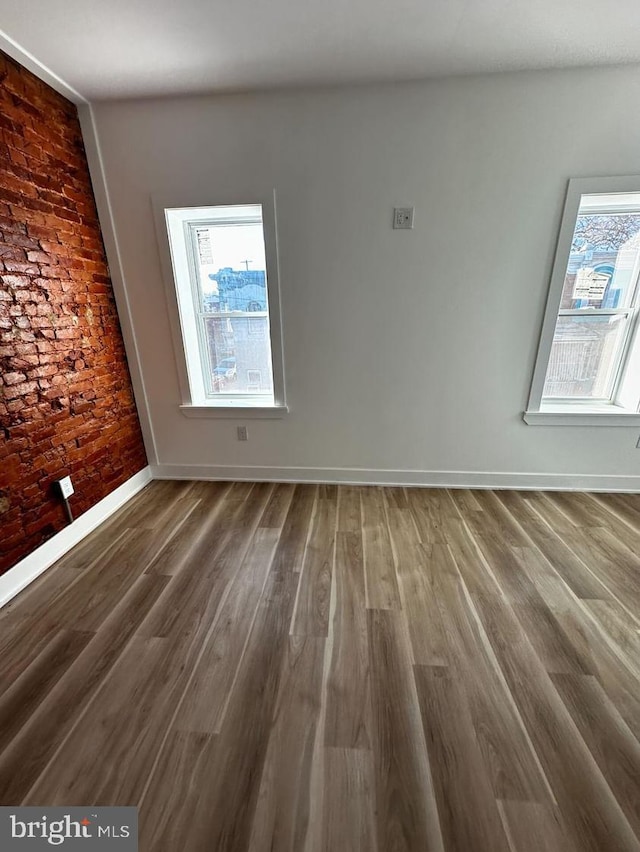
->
[0,467,152,610]
[150,463,640,493]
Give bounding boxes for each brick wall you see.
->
[0,51,148,574]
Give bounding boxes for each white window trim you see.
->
[525,175,640,427]
[152,190,288,419]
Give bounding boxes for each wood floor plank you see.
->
[545,490,618,530]
[387,507,449,665]
[511,599,594,675]
[324,531,370,748]
[451,488,529,547]
[441,515,503,598]
[0,564,83,626]
[226,480,258,501]
[562,526,640,617]
[362,488,401,610]
[474,593,640,852]
[526,492,579,536]
[1,528,131,630]
[272,484,317,574]
[0,573,170,803]
[446,488,484,513]
[29,509,260,804]
[406,487,450,544]
[367,608,444,852]
[494,490,612,600]
[593,492,640,534]
[504,549,595,675]
[137,731,214,852]
[173,527,281,734]
[384,486,408,509]
[9,497,191,634]
[471,534,542,605]
[259,482,296,528]
[142,495,224,576]
[551,672,640,838]
[321,748,376,852]
[430,545,553,803]
[0,614,70,695]
[497,801,578,852]
[0,628,91,755]
[95,480,195,542]
[140,483,273,639]
[292,495,336,637]
[336,485,362,533]
[248,636,326,852]
[414,665,511,852]
[318,484,338,501]
[24,635,173,805]
[579,493,640,560]
[183,479,231,501]
[68,527,177,632]
[583,598,640,665]
[138,518,302,852]
[522,551,640,742]
[127,482,200,533]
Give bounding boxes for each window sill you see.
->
[523,406,640,426]
[180,403,289,419]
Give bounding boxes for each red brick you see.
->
[3,260,39,274]
[0,232,40,250]
[3,379,38,398]
[14,289,42,302]
[0,245,27,261]
[3,371,26,385]
[1,171,39,198]
[1,273,31,288]
[0,214,27,235]
[27,250,57,264]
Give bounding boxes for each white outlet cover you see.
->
[393,207,415,229]
[58,475,74,499]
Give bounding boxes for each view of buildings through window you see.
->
[543,205,640,401]
[190,217,274,398]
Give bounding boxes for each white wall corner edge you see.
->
[150,463,640,493]
[0,466,152,611]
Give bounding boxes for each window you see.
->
[157,195,286,417]
[525,177,640,426]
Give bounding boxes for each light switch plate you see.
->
[393,207,415,229]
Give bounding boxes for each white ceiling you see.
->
[1,0,640,101]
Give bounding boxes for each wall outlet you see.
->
[56,475,74,499]
[393,207,415,229]
[237,426,248,441]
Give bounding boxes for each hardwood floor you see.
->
[1,480,640,851]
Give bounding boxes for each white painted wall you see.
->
[89,65,640,486]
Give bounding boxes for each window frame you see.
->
[525,175,640,427]
[184,215,273,401]
[153,190,288,419]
